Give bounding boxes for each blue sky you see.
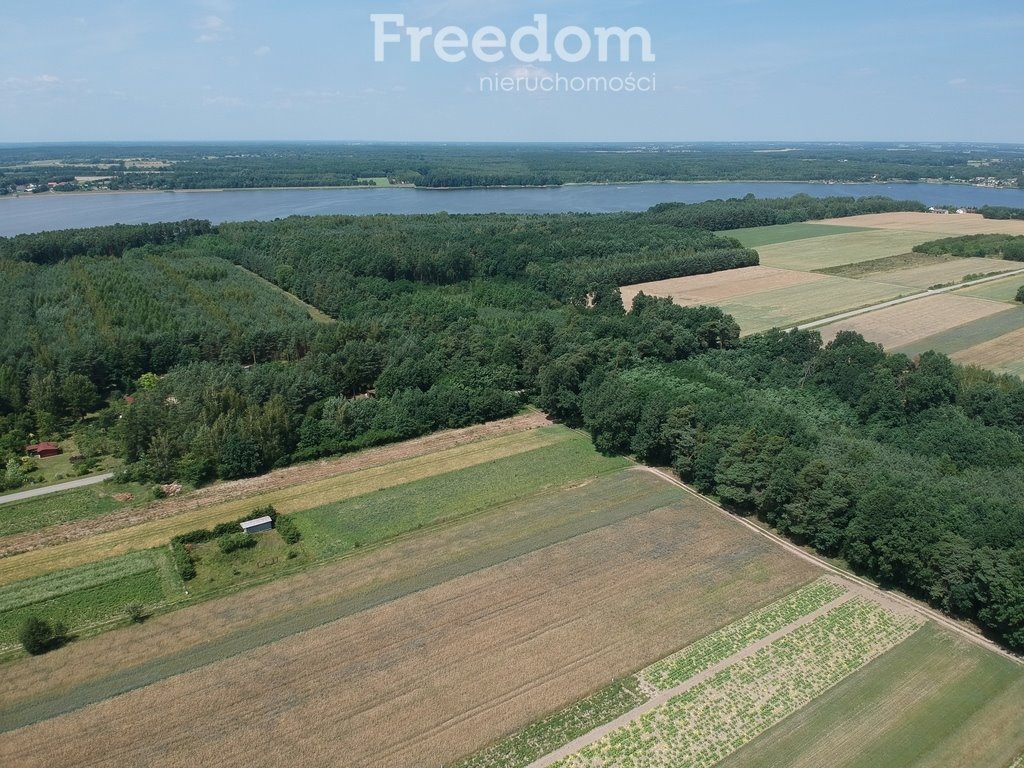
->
[1,0,1022,143]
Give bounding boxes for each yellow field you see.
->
[817,212,1024,235]
[756,230,933,271]
[0,471,815,768]
[0,427,570,587]
[814,295,1013,348]
[620,266,825,309]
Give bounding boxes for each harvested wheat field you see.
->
[814,295,1012,349]
[952,327,1024,375]
[0,470,815,768]
[620,266,825,310]
[0,423,567,586]
[858,257,1020,289]
[817,212,1024,236]
[956,274,1024,303]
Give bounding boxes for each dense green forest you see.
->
[2,193,1024,652]
[913,233,1024,260]
[1,142,1022,190]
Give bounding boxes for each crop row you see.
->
[0,551,158,613]
[638,578,847,692]
[554,598,923,768]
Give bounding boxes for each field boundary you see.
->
[528,589,856,767]
[638,467,1023,665]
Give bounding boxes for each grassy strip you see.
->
[452,679,647,768]
[554,599,923,768]
[0,552,169,648]
[638,578,847,691]
[295,437,628,560]
[815,251,956,278]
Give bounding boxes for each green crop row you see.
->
[639,579,848,692]
[555,599,922,768]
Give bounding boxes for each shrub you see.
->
[275,514,302,545]
[171,541,196,580]
[218,533,258,554]
[125,603,146,623]
[19,616,68,655]
[1016,285,1024,303]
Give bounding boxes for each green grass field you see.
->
[0,551,173,649]
[956,274,1024,303]
[756,230,933,271]
[294,436,628,560]
[891,308,1024,357]
[718,624,1024,768]
[720,277,906,334]
[722,223,871,248]
[0,485,144,538]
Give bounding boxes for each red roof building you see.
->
[26,442,62,458]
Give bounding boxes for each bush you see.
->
[125,603,146,623]
[19,616,68,655]
[1016,285,1024,303]
[171,541,196,580]
[275,514,302,545]
[218,533,258,554]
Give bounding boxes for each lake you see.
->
[2,181,1023,237]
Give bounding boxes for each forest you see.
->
[1,142,1023,191]
[913,233,1024,260]
[2,193,1024,652]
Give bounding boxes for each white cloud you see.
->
[195,14,229,43]
[204,94,243,106]
[253,45,271,57]
[948,77,968,88]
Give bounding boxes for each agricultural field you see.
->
[718,624,1024,768]
[956,273,1024,303]
[0,465,817,767]
[723,222,869,248]
[817,212,1024,236]
[813,295,1014,349]
[951,327,1024,377]
[848,257,1018,289]
[546,598,923,768]
[0,422,568,586]
[0,484,142,538]
[620,266,826,310]
[754,229,932,271]
[716,277,906,335]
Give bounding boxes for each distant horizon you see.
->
[2,139,1023,148]
[3,2,1022,143]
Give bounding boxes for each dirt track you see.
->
[0,412,550,558]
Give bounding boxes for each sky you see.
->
[1,0,1022,143]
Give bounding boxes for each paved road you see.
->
[0,473,114,506]
[794,266,1024,332]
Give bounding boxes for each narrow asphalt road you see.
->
[793,266,1024,331]
[0,473,114,506]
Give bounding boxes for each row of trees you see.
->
[913,233,1024,261]
[4,143,1023,190]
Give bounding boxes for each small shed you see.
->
[239,515,273,534]
[26,442,62,458]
